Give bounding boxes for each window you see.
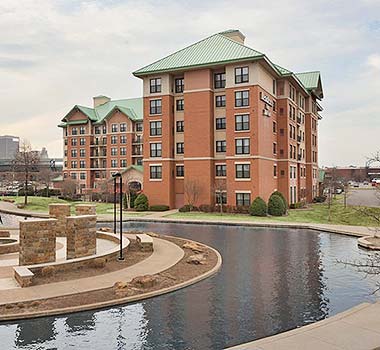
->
[102,137,107,145]
[71,127,78,135]
[80,172,86,180]
[80,138,85,146]
[111,136,117,144]
[111,124,118,133]
[273,165,277,177]
[273,79,276,95]
[176,165,184,177]
[71,138,77,146]
[214,72,226,89]
[120,147,126,156]
[120,159,127,167]
[273,143,277,155]
[120,123,126,132]
[235,91,249,107]
[235,138,250,154]
[71,161,77,169]
[216,140,226,152]
[102,125,107,134]
[236,164,250,178]
[150,99,162,114]
[216,191,227,205]
[216,164,226,177]
[150,165,162,179]
[71,172,77,179]
[273,122,277,133]
[236,193,250,206]
[150,143,162,157]
[80,126,86,135]
[176,99,184,111]
[235,114,249,131]
[176,142,184,154]
[79,149,85,157]
[95,126,101,134]
[235,67,249,84]
[71,149,77,157]
[175,78,184,93]
[216,117,226,130]
[111,159,117,168]
[80,160,85,168]
[150,78,161,93]
[176,120,184,132]
[120,135,127,144]
[136,122,143,132]
[215,95,226,107]
[150,121,162,136]
[111,148,117,156]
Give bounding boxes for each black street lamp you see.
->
[112,172,124,261]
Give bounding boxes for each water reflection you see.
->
[0,222,378,350]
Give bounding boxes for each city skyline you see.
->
[0,0,379,166]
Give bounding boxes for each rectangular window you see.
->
[150,99,162,114]
[235,67,249,84]
[176,99,184,111]
[273,122,277,133]
[235,138,250,154]
[80,172,86,180]
[235,164,250,179]
[273,165,277,177]
[235,91,249,107]
[71,161,77,169]
[111,124,118,133]
[120,123,126,132]
[150,121,162,136]
[120,159,127,167]
[216,164,227,177]
[216,191,227,205]
[111,159,117,168]
[80,138,85,146]
[216,140,226,153]
[71,149,77,157]
[102,125,107,134]
[215,95,226,107]
[80,126,86,135]
[120,135,127,144]
[80,160,85,168]
[176,142,184,154]
[79,149,85,157]
[273,79,276,95]
[71,128,78,135]
[214,72,226,89]
[175,78,184,93]
[71,138,77,146]
[273,143,277,155]
[176,165,184,177]
[120,147,126,156]
[236,193,251,206]
[150,78,161,93]
[71,172,77,179]
[135,122,143,132]
[176,120,184,132]
[94,126,101,135]
[150,143,162,157]
[150,165,162,179]
[111,148,117,156]
[111,135,117,144]
[235,114,249,131]
[216,117,226,130]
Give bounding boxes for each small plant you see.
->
[268,194,285,216]
[149,205,170,211]
[179,204,199,212]
[134,194,149,211]
[249,197,267,216]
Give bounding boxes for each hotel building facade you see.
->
[133,30,323,208]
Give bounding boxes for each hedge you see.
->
[134,194,149,211]
[270,191,287,214]
[149,205,170,211]
[268,194,285,216]
[249,197,267,216]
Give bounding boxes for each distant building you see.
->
[324,166,380,182]
[0,135,19,159]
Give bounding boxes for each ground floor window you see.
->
[215,191,227,205]
[236,192,250,206]
[176,165,184,177]
[150,165,162,179]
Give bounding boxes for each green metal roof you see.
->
[295,71,321,90]
[121,165,143,174]
[60,98,143,127]
[133,32,264,76]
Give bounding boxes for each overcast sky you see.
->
[0,0,379,166]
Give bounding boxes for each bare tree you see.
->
[213,178,227,214]
[38,168,54,196]
[184,179,202,210]
[61,178,77,200]
[12,140,40,206]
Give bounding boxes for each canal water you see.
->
[0,221,378,349]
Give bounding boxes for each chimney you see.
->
[93,95,111,108]
[220,29,245,44]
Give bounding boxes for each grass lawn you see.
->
[166,200,380,227]
[0,196,145,216]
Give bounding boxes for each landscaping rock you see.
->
[145,231,159,238]
[183,241,204,253]
[99,227,113,233]
[187,254,206,265]
[130,275,158,289]
[113,281,129,290]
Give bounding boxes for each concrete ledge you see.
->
[0,230,10,237]
[0,238,18,254]
[358,236,380,250]
[14,267,34,288]
[136,233,154,252]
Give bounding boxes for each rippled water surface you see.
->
[0,221,379,350]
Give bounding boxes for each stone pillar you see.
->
[66,215,97,259]
[75,204,97,216]
[19,219,57,266]
[49,203,71,237]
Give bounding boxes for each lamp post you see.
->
[112,172,124,261]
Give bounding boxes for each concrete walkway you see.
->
[226,302,380,350]
[0,235,184,304]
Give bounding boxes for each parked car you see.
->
[363,181,369,186]
[335,188,343,194]
[352,182,360,187]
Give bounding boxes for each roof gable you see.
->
[295,71,323,99]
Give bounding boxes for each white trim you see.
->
[149,163,162,167]
[184,88,213,94]
[234,161,251,164]
[235,178,251,182]
[234,190,251,193]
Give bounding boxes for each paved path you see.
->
[347,188,380,208]
[226,302,380,350]
[0,235,184,304]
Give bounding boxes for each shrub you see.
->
[149,205,170,212]
[134,194,149,211]
[290,201,307,209]
[179,204,199,212]
[268,194,285,216]
[234,205,250,214]
[249,197,267,216]
[313,195,327,203]
[270,191,287,214]
[199,204,213,213]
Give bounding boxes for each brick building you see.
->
[59,96,143,194]
[133,30,324,208]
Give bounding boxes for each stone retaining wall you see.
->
[66,215,97,259]
[49,204,71,237]
[75,204,96,216]
[19,219,57,265]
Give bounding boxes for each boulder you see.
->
[130,275,158,289]
[183,241,204,253]
[145,231,159,238]
[113,281,129,290]
[187,254,206,265]
[99,227,113,233]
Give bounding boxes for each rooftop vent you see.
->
[219,29,246,44]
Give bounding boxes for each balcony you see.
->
[133,138,143,144]
[297,154,302,161]
[297,135,302,143]
[297,116,302,124]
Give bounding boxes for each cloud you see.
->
[0,0,379,167]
